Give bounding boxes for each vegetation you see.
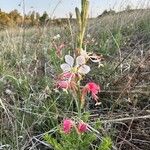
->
[0,2,150,150]
[0,9,73,30]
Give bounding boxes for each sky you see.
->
[0,0,150,18]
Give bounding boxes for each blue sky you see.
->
[0,0,149,17]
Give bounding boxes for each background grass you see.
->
[0,8,150,150]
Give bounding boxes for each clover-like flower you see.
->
[60,55,90,75]
[77,122,88,133]
[63,119,74,134]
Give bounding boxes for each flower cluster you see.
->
[56,51,101,105]
[63,119,88,134]
[56,54,91,91]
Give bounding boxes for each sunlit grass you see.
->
[0,8,150,149]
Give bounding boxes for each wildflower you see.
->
[80,49,91,60]
[56,72,77,92]
[89,53,103,63]
[63,119,74,134]
[77,122,88,133]
[53,34,60,40]
[80,49,103,65]
[59,72,75,81]
[82,82,100,101]
[56,80,69,90]
[53,42,65,58]
[60,55,90,75]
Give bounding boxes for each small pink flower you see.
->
[56,80,69,89]
[56,72,77,91]
[53,42,65,58]
[82,82,100,101]
[60,72,75,81]
[63,119,73,134]
[56,72,74,90]
[78,122,88,133]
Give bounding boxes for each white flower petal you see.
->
[60,63,71,72]
[65,55,74,67]
[76,55,86,66]
[78,65,90,74]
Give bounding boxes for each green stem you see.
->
[74,97,81,118]
[75,0,89,55]
[71,88,82,118]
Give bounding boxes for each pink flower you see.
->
[53,42,65,58]
[56,73,73,90]
[78,122,88,133]
[56,72,77,91]
[63,119,73,134]
[60,72,75,81]
[56,80,69,89]
[82,82,100,101]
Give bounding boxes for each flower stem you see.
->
[72,90,82,118]
[75,0,89,55]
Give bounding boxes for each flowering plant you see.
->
[44,43,112,149]
[44,0,112,149]
[44,117,112,150]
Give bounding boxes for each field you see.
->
[0,8,150,150]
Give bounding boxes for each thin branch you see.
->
[100,115,150,124]
[100,90,149,95]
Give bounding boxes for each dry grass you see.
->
[0,8,150,150]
